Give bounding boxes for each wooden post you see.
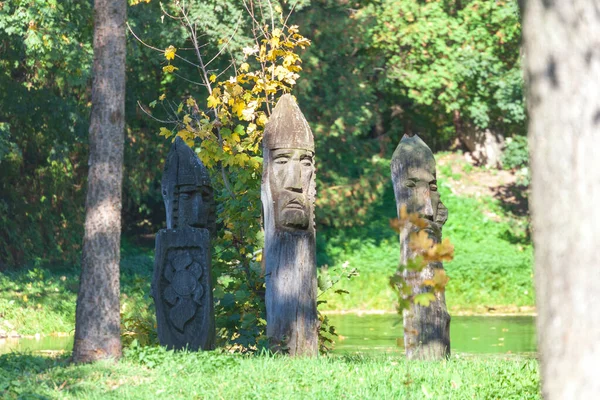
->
[391,134,451,360]
[151,137,216,351]
[262,94,318,356]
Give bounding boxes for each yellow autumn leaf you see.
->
[23,295,28,302]
[257,113,269,127]
[272,28,282,38]
[232,84,243,97]
[183,114,192,125]
[282,53,298,67]
[409,230,434,253]
[274,65,288,81]
[186,97,196,107]
[207,95,220,108]
[240,62,250,73]
[158,93,166,101]
[232,100,245,118]
[426,238,455,263]
[159,127,172,138]
[270,36,280,48]
[164,45,177,60]
[163,64,178,73]
[209,74,217,83]
[235,153,250,166]
[242,101,257,121]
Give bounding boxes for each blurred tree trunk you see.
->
[72,0,127,363]
[523,1,600,398]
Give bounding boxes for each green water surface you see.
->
[0,315,536,356]
[328,314,536,355]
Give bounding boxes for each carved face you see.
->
[269,148,314,230]
[176,185,212,229]
[399,164,447,240]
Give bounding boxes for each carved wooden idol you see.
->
[261,94,318,356]
[151,136,216,351]
[391,134,451,360]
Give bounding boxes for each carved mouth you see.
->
[285,199,305,210]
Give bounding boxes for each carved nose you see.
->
[284,163,302,192]
[419,188,434,220]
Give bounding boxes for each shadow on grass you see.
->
[0,351,130,399]
[0,352,68,399]
[490,182,529,218]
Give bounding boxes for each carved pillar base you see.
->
[403,265,450,360]
[152,228,215,351]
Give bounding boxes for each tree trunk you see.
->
[523,2,600,398]
[72,0,127,363]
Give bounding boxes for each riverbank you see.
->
[322,305,537,317]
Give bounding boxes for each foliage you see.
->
[366,0,525,143]
[0,351,540,399]
[0,0,93,267]
[502,135,529,170]
[0,0,528,270]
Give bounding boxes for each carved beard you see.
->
[274,190,309,230]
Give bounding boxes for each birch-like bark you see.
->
[523,1,600,398]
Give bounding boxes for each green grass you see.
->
[317,154,534,313]
[0,246,155,337]
[0,349,539,399]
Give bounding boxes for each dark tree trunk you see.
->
[523,1,600,398]
[72,0,127,363]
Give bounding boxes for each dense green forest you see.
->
[0,0,525,268]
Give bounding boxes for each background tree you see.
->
[72,0,127,363]
[523,1,600,398]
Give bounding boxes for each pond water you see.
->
[0,315,536,356]
[0,335,73,355]
[327,314,537,356]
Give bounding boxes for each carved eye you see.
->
[301,158,312,167]
[274,156,289,165]
[430,183,438,191]
[404,180,416,188]
[180,193,191,200]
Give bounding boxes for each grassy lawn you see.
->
[0,247,153,337]
[0,348,539,399]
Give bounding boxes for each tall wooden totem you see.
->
[261,94,318,356]
[391,134,451,360]
[152,137,216,351]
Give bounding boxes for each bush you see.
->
[502,135,529,170]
